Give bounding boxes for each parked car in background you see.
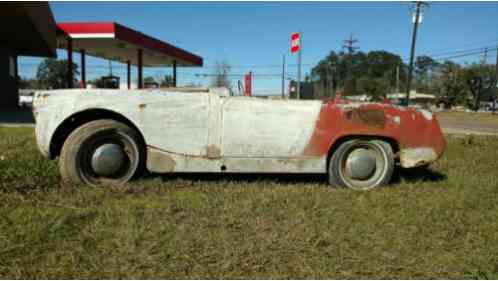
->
[33,88,446,190]
[18,90,34,107]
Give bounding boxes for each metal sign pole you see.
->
[297,32,302,100]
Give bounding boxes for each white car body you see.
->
[33,88,446,185]
[34,88,327,174]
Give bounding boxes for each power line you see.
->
[433,49,495,62]
[419,39,498,55]
[18,37,497,81]
[426,45,497,58]
[22,44,497,72]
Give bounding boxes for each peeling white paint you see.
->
[147,146,326,173]
[34,89,216,157]
[221,98,322,157]
[385,114,401,126]
[34,89,325,173]
[400,147,438,168]
[418,109,433,121]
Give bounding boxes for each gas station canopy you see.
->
[56,22,203,67]
[56,21,203,89]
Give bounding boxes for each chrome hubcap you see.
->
[345,148,377,180]
[91,143,126,176]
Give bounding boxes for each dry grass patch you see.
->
[1,127,498,278]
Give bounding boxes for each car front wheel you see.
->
[59,119,144,186]
[328,139,394,190]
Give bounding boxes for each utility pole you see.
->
[482,48,488,64]
[329,65,335,97]
[282,54,286,98]
[108,59,113,76]
[405,1,428,106]
[343,34,359,54]
[396,65,400,94]
[343,34,359,94]
[494,45,498,112]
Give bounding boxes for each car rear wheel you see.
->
[328,139,394,190]
[59,119,144,186]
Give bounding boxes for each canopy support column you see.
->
[80,49,86,89]
[67,37,73,89]
[14,53,18,86]
[173,60,177,87]
[137,49,143,89]
[127,60,131,89]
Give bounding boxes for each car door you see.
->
[140,91,210,157]
[221,97,323,158]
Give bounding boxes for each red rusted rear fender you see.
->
[303,101,446,168]
[303,102,401,156]
[399,110,445,152]
[396,109,446,167]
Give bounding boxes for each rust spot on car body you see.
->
[206,144,221,159]
[147,147,176,173]
[138,104,146,111]
[400,147,438,168]
[346,108,385,128]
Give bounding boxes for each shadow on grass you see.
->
[144,172,328,185]
[144,166,445,186]
[392,166,446,184]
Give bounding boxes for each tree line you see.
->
[19,54,497,110]
[309,50,497,109]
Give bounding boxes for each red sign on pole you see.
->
[244,71,252,97]
[291,32,300,53]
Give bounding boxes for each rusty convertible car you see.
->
[33,88,445,190]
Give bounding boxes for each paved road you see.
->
[442,127,498,136]
[437,111,498,136]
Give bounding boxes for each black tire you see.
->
[328,139,394,190]
[59,119,144,186]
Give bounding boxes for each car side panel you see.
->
[221,98,323,157]
[146,146,326,173]
[138,92,210,156]
[34,89,210,158]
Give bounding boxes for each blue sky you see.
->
[18,1,498,94]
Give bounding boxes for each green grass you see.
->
[1,127,498,279]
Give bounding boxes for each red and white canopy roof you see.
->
[56,22,203,67]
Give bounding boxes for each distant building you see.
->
[288,80,315,100]
[387,92,436,106]
[345,94,370,102]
